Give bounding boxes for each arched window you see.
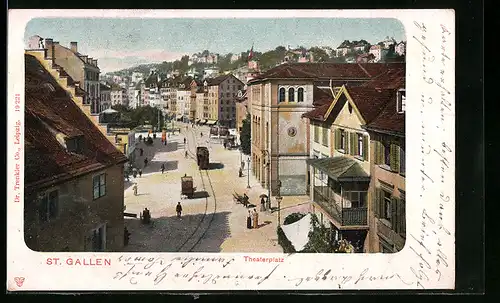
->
[288,88,295,102]
[298,88,304,102]
[279,88,286,102]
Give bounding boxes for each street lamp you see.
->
[246,157,251,188]
[276,194,283,227]
[262,150,271,210]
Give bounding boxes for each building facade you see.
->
[41,39,101,115]
[204,74,243,128]
[247,63,403,200]
[24,53,128,252]
[100,83,111,111]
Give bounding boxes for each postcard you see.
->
[7,9,455,291]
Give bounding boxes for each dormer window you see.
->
[65,135,85,153]
[397,89,406,113]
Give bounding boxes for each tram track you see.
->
[174,126,217,252]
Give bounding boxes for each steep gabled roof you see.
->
[344,86,395,124]
[364,95,405,135]
[24,54,127,190]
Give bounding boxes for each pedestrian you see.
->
[164,139,167,146]
[252,209,259,229]
[239,167,243,177]
[241,161,245,170]
[124,227,131,246]
[247,210,252,229]
[223,142,227,149]
[161,163,165,174]
[183,137,186,144]
[176,202,183,218]
[185,150,188,158]
[260,196,266,212]
[138,169,142,177]
[140,148,144,156]
[132,168,137,178]
[144,157,148,167]
[133,184,138,196]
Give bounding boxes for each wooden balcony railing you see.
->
[313,188,368,226]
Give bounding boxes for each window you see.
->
[358,134,363,157]
[39,190,58,223]
[384,142,391,166]
[383,191,392,221]
[322,127,328,146]
[343,191,367,208]
[288,88,295,102]
[340,130,346,150]
[93,173,106,199]
[314,125,319,143]
[279,88,286,102]
[298,88,304,102]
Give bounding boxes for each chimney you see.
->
[70,42,78,53]
[93,59,98,66]
[88,57,93,65]
[45,38,54,59]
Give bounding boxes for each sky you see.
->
[25,18,406,73]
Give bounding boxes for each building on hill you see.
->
[110,84,127,107]
[24,53,128,252]
[246,62,405,200]
[203,67,220,79]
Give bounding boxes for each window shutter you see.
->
[391,197,398,231]
[399,199,406,235]
[335,129,340,149]
[363,135,368,161]
[349,132,355,155]
[395,144,401,173]
[374,188,382,218]
[390,142,398,172]
[378,140,384,165]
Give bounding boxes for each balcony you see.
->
[313,188,367,226]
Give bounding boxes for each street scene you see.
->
[24,18,406,253]
[123,124,309,252]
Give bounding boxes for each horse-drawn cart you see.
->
[181,175,194,199]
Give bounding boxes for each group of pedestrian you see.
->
[247,209,259,229]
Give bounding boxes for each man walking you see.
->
[161,163,165,174]
[176,202,183,218]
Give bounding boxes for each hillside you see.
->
[105,43,404,77]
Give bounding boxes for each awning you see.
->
[306,156,370,182]
[206,119,218,125]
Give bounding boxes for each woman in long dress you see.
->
[253,209,259,229]
[247,210,252,229]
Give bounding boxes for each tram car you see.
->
[196,146,210,170]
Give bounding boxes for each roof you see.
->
[313,86,334,106]
[206,74,230,86]
[145,73,159,87]
[345,86,395,124]
[249,63,402,84]
[100,83,111,91]
[306,156,370,182]
[364,95,405,135]
[302,103,330,121]
[24,54,127,191]
[360,65,405,89]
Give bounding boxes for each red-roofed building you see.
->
[300,64,406,253]
[24,54,128,252]
[246,62,401,201]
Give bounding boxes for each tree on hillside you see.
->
[240,113,251,155]
[309,47,329,62]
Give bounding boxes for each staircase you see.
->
[26,49,117,144]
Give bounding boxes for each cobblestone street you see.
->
[124,123,311,252]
